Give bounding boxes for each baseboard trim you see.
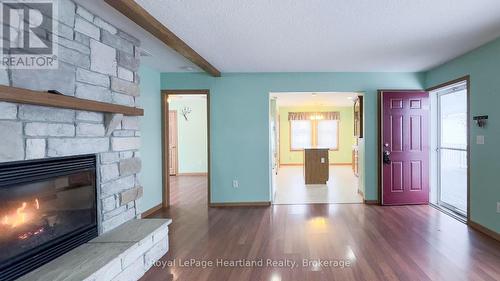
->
[141,203,163,218]
[364,200,379,205]
[177,172,208,176]
[280,163,352,166]
[209,201,271,207]
[469,220,500,242]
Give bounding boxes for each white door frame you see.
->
[436,83,468,217]
[427,76,470,222]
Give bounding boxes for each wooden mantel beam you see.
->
[0,85,144,116]
[105,0,221,77]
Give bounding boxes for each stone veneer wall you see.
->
[0,0,143,233]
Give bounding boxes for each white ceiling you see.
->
[81,0,500,73]
[271,92,358,107]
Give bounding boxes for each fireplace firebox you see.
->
[0,155,98,281]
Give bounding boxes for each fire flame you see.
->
[1,199,40,228]
[15,202,27,227]
[18,227,44,240]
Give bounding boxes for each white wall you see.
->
[169,96,208,174]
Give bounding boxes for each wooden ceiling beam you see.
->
[105,0,221,77]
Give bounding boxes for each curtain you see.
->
[288,112,340,121]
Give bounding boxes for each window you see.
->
[317,120,339,149]
[290,120,312,150]
[290,119,339,150]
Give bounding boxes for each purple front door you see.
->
[381,91,429,205]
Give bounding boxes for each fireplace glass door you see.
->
[0,155,97,281]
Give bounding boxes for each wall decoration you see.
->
[181,107,192,121]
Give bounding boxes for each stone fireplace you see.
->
[0,1,170,280]
[0,0,143,235]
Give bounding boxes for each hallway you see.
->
[168,175,208,207]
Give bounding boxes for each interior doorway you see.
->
[161,90,210,208]
[269,92,364,204]
[429,77,470,220]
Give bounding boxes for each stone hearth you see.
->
[17,219,172,281]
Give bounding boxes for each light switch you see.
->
[476,135,485,145]
[320,157,325,163]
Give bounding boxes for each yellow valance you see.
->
[288,112,340,121]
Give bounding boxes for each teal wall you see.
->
[425,37,500,233]
[138,65,163,213]
[161,72,425,203]
[169,97,208,173]
[140,37,500,233]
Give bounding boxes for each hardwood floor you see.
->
[143,175,500,281]
[168,175,207,207]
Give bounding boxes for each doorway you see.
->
[379,90,430,205]
[161,90,210,208]
[269,92,364,205]
[429,78,469,219]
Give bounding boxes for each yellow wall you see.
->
[279,106,355,165]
